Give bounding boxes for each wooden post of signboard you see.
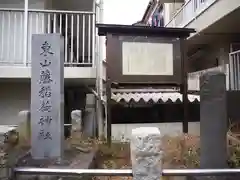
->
[106,77,112,146]
[106,35,112,146]
[180,38,189,133]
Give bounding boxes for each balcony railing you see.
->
[229,50,240,90]
[166,0,217,28]
[0,8,95,67]
[188,64,229,91]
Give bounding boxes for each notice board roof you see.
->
[96,24,196,38]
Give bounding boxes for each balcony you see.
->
[0,8,95,66]
[166,0,217,28]
[166,0,240,41]
[0,8,97,82]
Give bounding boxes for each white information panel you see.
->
[122,42,173,75]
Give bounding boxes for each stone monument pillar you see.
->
[200,72,227,168]
[31,34,64,159]
[83,94,97,138]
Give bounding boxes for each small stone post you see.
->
[84,94,97,138]
[130,127,162,180]
[71,110,82,138]
[18,110,31,145]
[200,72,227,168]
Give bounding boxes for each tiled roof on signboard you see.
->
[111,91,199,103]
[96,24,195,38]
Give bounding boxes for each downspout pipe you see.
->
[95,0,104,139]
[23,0,29,66]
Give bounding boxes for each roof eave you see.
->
[96,24,196,38]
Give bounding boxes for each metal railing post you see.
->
[23,0,29,66]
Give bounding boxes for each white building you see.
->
[141,0,240,91]
[0,0,102,127]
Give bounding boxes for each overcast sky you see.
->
[103,0,150,25]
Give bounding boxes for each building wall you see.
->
[189,42,230,72]
[0,82,30,125]
[0,82,87,127]
[163,2,183,26]
[112,122,200,141]
[51,0,93,11]
[181,0,240,32]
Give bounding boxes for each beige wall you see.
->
[0,82,30,125]
[0,82,88,126]
[112,122,200,141]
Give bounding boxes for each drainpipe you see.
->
[95,0,104,139]
[23,0,29,66]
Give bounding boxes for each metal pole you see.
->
[95,0,104,139]
[23,0,29,66]
[106,76,112,146]
[14,168,240,177]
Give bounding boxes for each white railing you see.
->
[0,8,95,67]
[188,64,229,91]
[229,50,240,90]
[166,0,217,28]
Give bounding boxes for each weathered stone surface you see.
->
[31,34,64,159]
[0,152,8,180]
[0,125,29,180]
[83,108,96,138]
[18,110,31,145]
[131,127,162,180]
[84,94,97,138]
[200,72,227,169]
[71,110,82,139]
[71,110,82,132]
